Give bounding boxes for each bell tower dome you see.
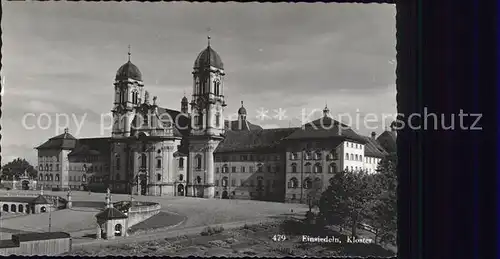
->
[112,46,144,138]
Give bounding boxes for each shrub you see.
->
[200,225,224,236]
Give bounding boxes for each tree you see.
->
[364,153,398,245]
[1,158,37,180]
[306,178,323,212]
[317,170,375,237]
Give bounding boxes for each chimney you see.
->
[64,128,69,134]
[371,132,376,139]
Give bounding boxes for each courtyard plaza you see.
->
[0,189,308,243]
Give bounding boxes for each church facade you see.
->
[35,38,397,203]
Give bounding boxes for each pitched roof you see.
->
[361,136,389,158]
[215,128,297,153]
[35,132,77,150]
[284,116,366,143]
[0,240,18,248]
[376,130,397,154]
[95,207,128,220]
[12,232,70,242]
[224,120,263,131]
[68,138,111,157]
[156,107,189,137]
[31,195,51,205]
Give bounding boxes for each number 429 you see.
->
[272,234,287,242]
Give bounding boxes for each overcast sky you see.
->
[1,2,396,165]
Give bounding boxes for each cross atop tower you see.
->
[207,27,212,46]
[128,45,131,62]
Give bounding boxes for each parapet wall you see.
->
[126,203,161,228]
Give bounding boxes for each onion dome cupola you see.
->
[238,101,247,115]
[115,46,142,81]
[194,36,224,70]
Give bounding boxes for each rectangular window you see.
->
[249,166,254,173]
[240,179,244,186]
[216,167,220,173]
[231,179,236,187]
[215,179,219,186]
[241,166,246,173]
[232,166,236,173]
[157,159,162,169]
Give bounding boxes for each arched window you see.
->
[39,175,43,181]
[195,79,200,95]
[257,163,263,172]
[359,155,363,161]
[303,178,312,189]
[39,164,43,171]
[345,153,349,160]
[179,174,184,181]
[222,164,228,173]
[55,174,60,181]
[196,176,202,184]
[304,151,311,160]
[50,174,54,181]
[116,155,121,170]
[141,154,147,169]
[132,91,139,104]
[157,174,162,181]
[143,112,149,126]
[156,158,162,169]
[355,154,358,161]
[329,163,337,173]
[257,176,264,186]
[314,163,322,173]
[179,158,184,169]
[290,152,298,160]
[215,113,221,127]
[45,174,49,181]
[315,151,321,160]
[291,163,297,173]
[11,204,16,213]
[116,174,120,181]
[45,164,49,171]
[222,177,228,187]
[350,166,353,171]
[195,155,202,170]
[304,162,312,173]
[350,154,354,160]
[314,177,322,188]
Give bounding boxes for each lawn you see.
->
[66,219,396,257]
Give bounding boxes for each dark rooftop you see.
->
[0,195,51,204]
[284,117,366,143]
[361,136,389,158]
[215,128,297,153]
[35,131,77,150]
[12,232,70,242]
[0,239,18,249]
[95,207,128,220]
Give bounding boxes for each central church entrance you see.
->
[177,184,184,196]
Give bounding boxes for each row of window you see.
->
[38,156,59,162]
[289,162,337,173]
[365,157,380,164]
[215,164,280,174]
[215,177,278,188]
[192,114,222,128]
[289,151,338,161]
[287,177,322,189]
[346,142,363,149]
[39,164,59,172]
[194,79,222,96]
[215,154,282,162]
[117,89,140,105]
[115,155,186,171]
[345,153,363,162]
